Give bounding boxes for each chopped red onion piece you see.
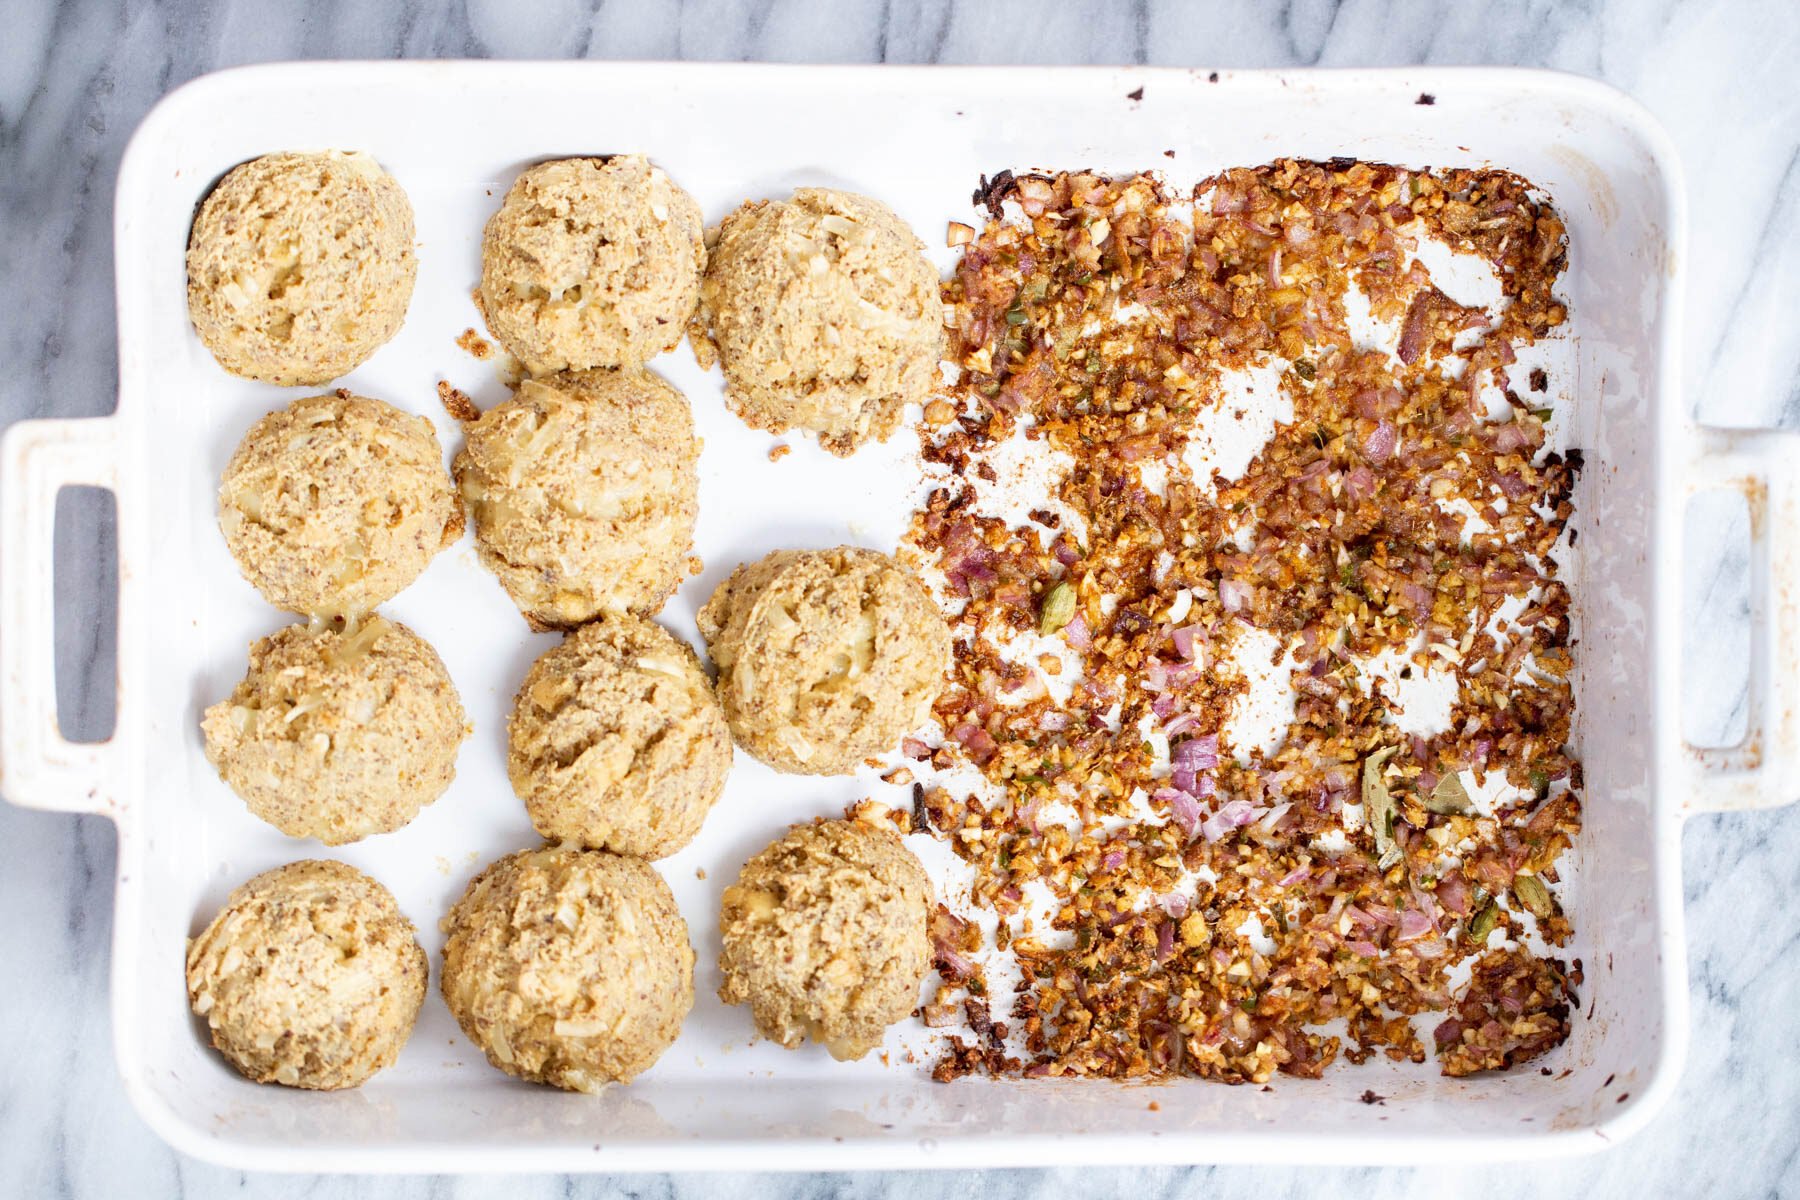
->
[1199,798,1258,842]
[1364,419,1398,463]
[951,722,998,765]
[1157,786,1201,839]
[1364,903,1399,928]
[933,944,976,982]
[1412,936,1447,960]
[1396,908,1436,942]
[1172,734,1219,772]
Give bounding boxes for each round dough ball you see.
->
[692,189,944,456]
[697,546,948,774]
[187,151,416,385]
[454,369,698,629]
[440,847,694,1091]
[508,615,731,859]
[718,818,932,1061]
[479,156,705,374]
[186,860,426,1089]
[219,391,461,616]
[201,616,467,845]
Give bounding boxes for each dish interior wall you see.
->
[108,64,1674,1158]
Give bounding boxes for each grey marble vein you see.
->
[2,0,1798,1196]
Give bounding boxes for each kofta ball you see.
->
[440,847,694,1091]
[186,859,427,1089]
[479,155,705,374]
[508,614,732,859]
[697,546,948,774]
[691,189,943,455]
[201,616,467,845]
[186,151,416,385]
[453,368,698,629]
[718,819,932,1061]
[218,391,461,616]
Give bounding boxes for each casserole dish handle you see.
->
[0,416,121,815]
[1684,425,1800,813]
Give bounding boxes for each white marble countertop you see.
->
[2,0,1797,1196]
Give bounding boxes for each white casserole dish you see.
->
[3,61,1797,1172]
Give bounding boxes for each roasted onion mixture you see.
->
[904,160,1583,1083]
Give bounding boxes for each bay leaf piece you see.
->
[1362,746,1401,870]
[1423,770,1474,816]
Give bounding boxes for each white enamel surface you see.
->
[38,62,1693,1171]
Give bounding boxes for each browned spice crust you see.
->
[910,159,1581,1084]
